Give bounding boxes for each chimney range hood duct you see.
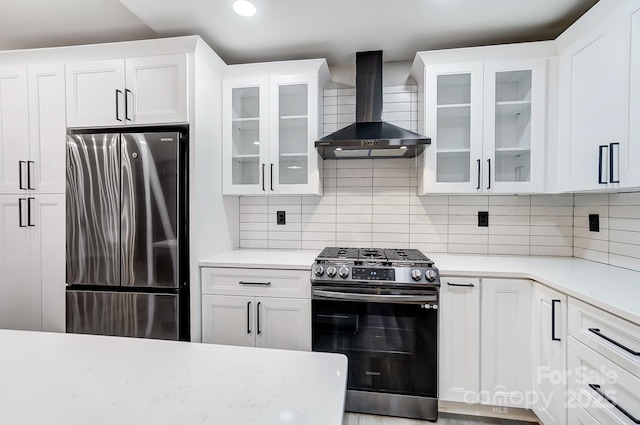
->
[315,50,431,160]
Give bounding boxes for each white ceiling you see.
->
[0,0,598,66]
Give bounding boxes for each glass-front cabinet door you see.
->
[223,77,269,195]
[483,59,546,193]
[269,74,321,195]
[424,63,483,193]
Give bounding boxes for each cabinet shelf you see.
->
[437,149,471,158]
[495,101,531,116]
[495,147,531,156]
[279,152,307,157]
[232,154,259,161]
[232,117,260,122]
[437,104,471,119]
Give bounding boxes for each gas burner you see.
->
[312,247,439,287]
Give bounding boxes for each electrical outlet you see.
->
[478,211,489,227]
[589,214,600,232]
[277,210,286,225]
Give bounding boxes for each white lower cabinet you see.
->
[0,194,65,332]
[480,278,532,409]
[532,285,567,425]
[202,294,310,350]
[201,267,311,351]
[439,277,481,402]
[568,401,602,425]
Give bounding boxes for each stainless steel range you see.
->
[310,247,440,422]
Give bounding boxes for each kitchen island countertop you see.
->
[200,249,640,325]
[0,330,347,425]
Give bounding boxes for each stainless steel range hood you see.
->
[315,51,431,160]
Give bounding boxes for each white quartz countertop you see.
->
[200,249,640,325]
[0,330,347,425]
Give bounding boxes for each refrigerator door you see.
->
[66,290,179,340]
[66,134,121,286]
[121,132,184,288]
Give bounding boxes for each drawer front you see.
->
[568,298,640,377]
[568,398,602,425]
[568,337,640,425]
[201,267,311,298]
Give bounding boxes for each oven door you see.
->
[312,286,438,398]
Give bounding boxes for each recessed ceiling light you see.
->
[233,0,256,17]
[253,141,260,145]
[287,166,303,170]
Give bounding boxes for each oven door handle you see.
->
[313,289,437,305]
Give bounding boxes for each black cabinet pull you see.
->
[257,301,262,335]
[239,281,271,286]
[588,328,640,356]
[551,299,561,341]
[115,89,123,122]
[476,159,481,190]
[261,163,265,191]
[589,384,640,424]
[247,301,252,334]
[27,197,35,227]
[486,159,491,190]
[125,89,132,121]
[609,142,620,184]
[447,282,475,288]
[270,163,274,191]
[598,145,608,184]
[27,161,35,190]
[18,198,26,227]
[19,161,27,190]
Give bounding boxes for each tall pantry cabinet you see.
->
[0,64,66,332]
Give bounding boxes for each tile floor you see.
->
[343,413,537,425]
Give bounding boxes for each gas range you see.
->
[310,247,440,288]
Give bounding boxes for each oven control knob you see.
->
[313,265,324,276]
[339,266,349,278]
[411,269,423,281]
[326,266,337,278]
[425,269,437,282]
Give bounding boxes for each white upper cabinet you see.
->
[557,0,640,191]
[222,59,329,196]
[412,44,552,194]
[0,64,66,195]
[66,54,188,128]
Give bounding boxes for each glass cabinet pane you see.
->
[278,84,308,185]
[436,74,471,182]
[231,87,261,185]
[494,70,532,183]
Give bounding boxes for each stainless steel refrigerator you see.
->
[65,129,189,341]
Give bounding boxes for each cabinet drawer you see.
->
[568,337,640,425]
[201,267,310,298]
[568,298,640,376]
[568,398,602,425]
